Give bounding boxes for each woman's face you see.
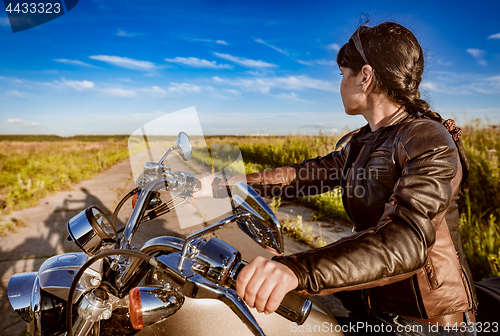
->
[339,67,363,115]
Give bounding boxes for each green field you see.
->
[0,136,129,212]
[1,122,499,280]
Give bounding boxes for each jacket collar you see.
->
[334,109,413,149]
[355,109,412,143]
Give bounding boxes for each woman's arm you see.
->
[246,146,348,198]
[237,120,460,311]
[194,146,348,199]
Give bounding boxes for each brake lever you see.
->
[155,252,266,336]
[186,274,266,336]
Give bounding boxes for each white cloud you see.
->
[466,48,484,58]
[296,59,336,67]
[0,17,9,26]
[296,59,314,66]
[212,74,336,93]
[7,90,26,98]
[164,57,233,69]
[100,88,137,98]
[245,70,272,76]
[116,29,137,37]
[485,75,500,81]
[421,82,437,91]
[61,79,95,91]
[140,83,202,98]
[487,32,500,39]
[89,55,159,71]
[225,89,241,96]
[326,43,341,51]
[275,76,336,91]
[301,123,325,128]
[213,52,277,68]
[316,59,336,66]
[466,48,487,65]
[191,38,212,42]
[421,72,500,95]
[435,58,454,67]
[6,119,40,126]
[168,82,202,94]
[141,86,168,98]
[254,38,289,56]
[0,76,23,84]
[190,38,228,45]
[276,92,308,102]
[203,86,231,100]
[54,59,99,68]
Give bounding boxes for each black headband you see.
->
[350,26,369,64]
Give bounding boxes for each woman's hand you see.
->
[192,172,215,198]
[235,256,299,314]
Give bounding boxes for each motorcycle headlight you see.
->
[67,206,116,256]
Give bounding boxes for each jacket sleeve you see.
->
[237,145,349,198]
[273,120,459,295]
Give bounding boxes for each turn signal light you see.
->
[129,287,143,329]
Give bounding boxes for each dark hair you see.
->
[336,21,469,182]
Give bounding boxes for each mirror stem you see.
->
[177,213,251,272]
[159,146,178,165]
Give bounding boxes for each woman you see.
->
[196,21,477,335]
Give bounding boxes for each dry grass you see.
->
[0,140,129,213]
[0,218,28,237]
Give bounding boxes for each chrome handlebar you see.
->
[115,163,200,287]
[155,250,266,336]
[105,144,307,336]
[119,165,199,251]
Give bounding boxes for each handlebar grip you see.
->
[211,177,232,198]
[195,179,202,191]
[227,262,312,325]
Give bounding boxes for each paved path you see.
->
[0,151,351,336]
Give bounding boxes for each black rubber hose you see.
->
[65,249,158,336]
[111,187,139,230]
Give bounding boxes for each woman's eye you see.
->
[339,72,343,76]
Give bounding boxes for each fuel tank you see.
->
[136,296,344,336]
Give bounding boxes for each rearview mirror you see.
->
[177,132,192,161]
[232,182,283,255]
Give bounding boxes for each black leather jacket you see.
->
[244,111,477,320]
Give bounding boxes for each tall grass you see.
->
[0,141,129,212]
[206,132,341,169]
[458,121,500,280]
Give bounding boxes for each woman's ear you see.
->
[360,64,373,91]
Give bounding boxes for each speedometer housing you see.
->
[66,206,116,255]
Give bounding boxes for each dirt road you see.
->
[0,152,351,336]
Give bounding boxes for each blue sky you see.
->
[1,0,499,136]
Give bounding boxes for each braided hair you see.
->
[336,21,469,181]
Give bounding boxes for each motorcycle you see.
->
[7,131,343,336]
[7,127,500,336]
